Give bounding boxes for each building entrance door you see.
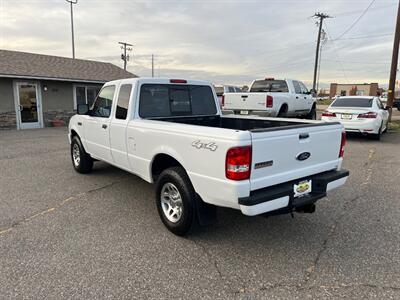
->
[15,82,43,129]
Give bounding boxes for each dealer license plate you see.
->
[341,114,352,120]
[240,110,249,115]
[294,180,312,198]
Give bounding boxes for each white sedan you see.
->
[321,96,389,140]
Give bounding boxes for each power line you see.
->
[323,59,391,65]
[324,23,349,83]
[331,33,393,41]
[335,0,376,40]
[334,3,396,17]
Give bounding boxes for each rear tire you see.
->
[277,105,288,118]
[371,124,382,141]
[382,120,389,133]
[71,136,93,173]
[155,167,197,236]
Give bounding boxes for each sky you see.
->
[0,0,398,88]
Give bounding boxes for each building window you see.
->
[340,90,346,96]
[73,85,101,109]
[356,90,364,96]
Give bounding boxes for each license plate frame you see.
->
[341,114,352,120]
[294,179,312,198]
[240,110,249,115]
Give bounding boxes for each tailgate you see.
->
[250,123,343,191]
[224,93,268,111]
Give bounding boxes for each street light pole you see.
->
[66,0,78,59]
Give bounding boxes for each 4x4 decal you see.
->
[191,140,218,152]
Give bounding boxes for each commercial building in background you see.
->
[329,83,380,99]
[0,50,136,129]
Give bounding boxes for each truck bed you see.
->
[147,115,336,132]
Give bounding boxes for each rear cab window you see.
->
[249,80,289,93]
[139,84,217,118]
[331,98,373,108]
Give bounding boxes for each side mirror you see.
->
[309,89,316,95]
[77,104,89,115]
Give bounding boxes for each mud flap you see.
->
[194,194,217,226]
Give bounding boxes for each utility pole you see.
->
[316,29,327,93]
[312,13,331,94]
[151,54,154,77]
[66,0,78,59]
[388,0,400,121]
[119,42,133,71]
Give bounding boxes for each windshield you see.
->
[250,80,289,93]
[331,98,373,108]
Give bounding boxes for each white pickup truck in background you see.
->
[223,78,317,119]
[68,77,348,236]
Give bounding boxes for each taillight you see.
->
[322,111,336,117]
[226,146,252,180]
[221,95,225,107]
[339,131,346,158]
[358,112,377,119]
[266,95,273,108]
[170,79,187,84]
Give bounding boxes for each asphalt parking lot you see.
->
[1,128,400,299]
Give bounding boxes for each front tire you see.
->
[306,106,317,120]
[155,167,197,236]
[71,136,93,173]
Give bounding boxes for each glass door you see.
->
[16,82,42,129]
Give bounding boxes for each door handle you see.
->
[299,133,309,139]
[102,124,108,129]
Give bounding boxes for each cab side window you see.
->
[91,85,115,118]
[293,81,302,94]
[299,82,309,94]
[115,84,132,120]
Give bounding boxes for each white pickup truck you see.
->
[68,77,349,235]
[223,78,317,119]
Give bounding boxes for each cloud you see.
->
[0,0,397,86]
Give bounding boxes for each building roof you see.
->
[0,49,137,83]
[331,83,378,86]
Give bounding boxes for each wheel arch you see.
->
[150,153,186,183]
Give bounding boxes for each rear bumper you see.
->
[238,169,349,216]
[227,109,277,117]
[321,117,380,134]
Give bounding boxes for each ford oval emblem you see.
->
[296,152,311,161]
